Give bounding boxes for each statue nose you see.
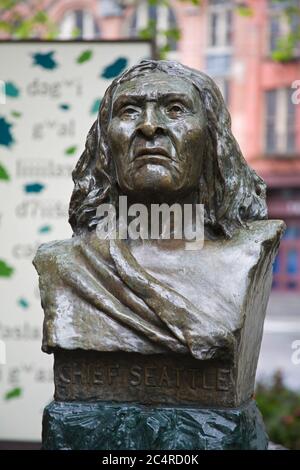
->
[137,106,164,138]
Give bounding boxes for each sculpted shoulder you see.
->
[33,238,76,275]
[230,220,285,247]
[33,231,111,276]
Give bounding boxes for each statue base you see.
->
[42,399,268,450]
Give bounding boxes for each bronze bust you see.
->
[34,60,284,450]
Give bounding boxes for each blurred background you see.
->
[0,0,299,449]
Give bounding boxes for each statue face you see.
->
[107,71,207,200]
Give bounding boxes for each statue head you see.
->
[107,68,207,202]
[69,60,267,238]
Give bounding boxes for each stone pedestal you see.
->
[42,400,268,450]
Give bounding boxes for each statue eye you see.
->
[166,103,185,118]
[120,106,140,119]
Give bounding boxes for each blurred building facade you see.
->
[3,0,300,290]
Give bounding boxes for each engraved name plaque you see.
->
[54,351,235,407]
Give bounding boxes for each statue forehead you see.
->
[112,70,199,102]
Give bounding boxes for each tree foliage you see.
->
[256,371,300,450]
[0,0,58,38]
[0,0,299,62]
[270,0,300,62]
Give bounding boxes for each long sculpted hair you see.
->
[69,60,267,238]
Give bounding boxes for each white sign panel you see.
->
[0,40,152,442]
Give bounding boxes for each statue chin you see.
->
[119,166,182,198]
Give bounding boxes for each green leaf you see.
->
[18,297,29,309]
[235,6,253,17]
[177,0,200,5]
[164,27,181,41]
[11,111,21,118]
[65,145,77,155]
[0,0,21,8]
[0,259,14,277]
[0,163,10,180]
[272,33,297,62]
[0,20,12,32]
[76,50,93,64]
[159,44,171,59]
[44,27,59,40]
[138,18,156,40]
[14,20,32,39]
[33,11,48,24]
[38,224,52,234]
[5,387,22,400]
[148,0,161,5]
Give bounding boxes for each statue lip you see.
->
[134,147,171,159]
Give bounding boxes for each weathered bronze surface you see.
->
[33,60,284,449]
[54,350,235,407]
[35,218,283,405]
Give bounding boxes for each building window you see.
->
[99,0,122,17]
[206,0,232,105]
[128,0,178,53]
[204,55,231,105]
[59,10,100,39]
[208,0,233,49]
[205,54,231,75]
[265,88,296,155]
[268,0,300,57]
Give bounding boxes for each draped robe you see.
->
[33,220,284,362]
